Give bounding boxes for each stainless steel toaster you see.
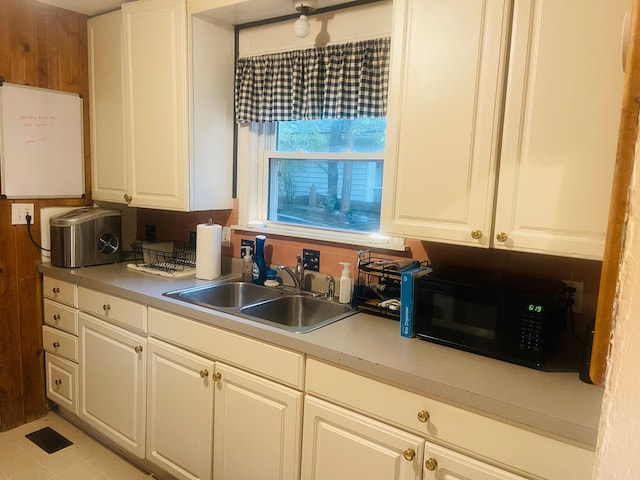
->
[49,207,122,268]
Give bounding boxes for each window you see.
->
[266,118,386,233]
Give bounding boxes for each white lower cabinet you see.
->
[301,395,424,480]
[146,337,215,480]
[423,442,527,480]
[213,362,303,480]
[78,312,147,458]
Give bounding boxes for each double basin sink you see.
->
[163,281,355,333]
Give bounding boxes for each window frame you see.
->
[234,121,406,250]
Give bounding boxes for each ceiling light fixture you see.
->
[292,0,318,38]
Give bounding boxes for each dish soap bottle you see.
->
[338,262,352,304]
[252,235,267,285]
[241,247,253,282]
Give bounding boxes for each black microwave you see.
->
[413,266,567,369]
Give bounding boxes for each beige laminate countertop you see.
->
[38,262,603,449]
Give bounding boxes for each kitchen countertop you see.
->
[38,262,603,449]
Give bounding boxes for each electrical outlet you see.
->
[11,203,34,225]
[563,280,584,313]
[222,226,231,247]
[303,248,320,271]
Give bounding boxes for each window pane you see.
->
[276,118,386,153]
[268,158,383,232]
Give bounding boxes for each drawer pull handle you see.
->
[54,379,63,386]
[471,229,483,240]
[403,448,415,461]
[52,287,60,294]
[417,409,430,423]
[103,304,111,312]
[496,232,508,243]
[425,458,438,471]
[212,372,222,382]
[134,345,143,354]
[200,369,209,379]
[52,341,60,348]
[53,314,61,321]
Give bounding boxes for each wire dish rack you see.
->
[354,250,429,320]
[129,241,196,277]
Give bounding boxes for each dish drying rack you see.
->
[354,250,429,320]
[128,241,196,277]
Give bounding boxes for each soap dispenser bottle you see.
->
[241,247,253,282]
[252,235,268,285]
[338,262,352,304]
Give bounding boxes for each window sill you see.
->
[231,224,407,252]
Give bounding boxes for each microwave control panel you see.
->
[519,303,546,352]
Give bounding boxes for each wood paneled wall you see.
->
[0,0,90,430]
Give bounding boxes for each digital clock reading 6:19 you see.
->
[528,304,543,313]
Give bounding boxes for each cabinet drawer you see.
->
[148,307,305,389]
[45,352,78,415]
[44,299,78,335]
[43,276,78,307]
[306,359,593,480]
[79,287,147,332]
[43,325,79,362]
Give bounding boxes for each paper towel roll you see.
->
[196,223,222,280]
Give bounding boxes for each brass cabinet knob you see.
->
[403,448,416,461]
[54,379,63,386]
[471,229,483,240]
[212,372,222,381]
[496,232,508,242]
[134,345,143,354]
[52,287,60,294]
[124,194,133,204]
[103,304,111,312]
[200,369,209,379]
[52,341,60,348]
[417,409,430,423]
[425,457,438,471]
[53,314,61,321]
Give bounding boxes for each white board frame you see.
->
[0,81,85,199]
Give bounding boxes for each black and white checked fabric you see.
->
[235,37,391,123]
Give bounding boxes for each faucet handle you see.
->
[325,275,336,301]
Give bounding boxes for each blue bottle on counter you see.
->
[252,235,267,285]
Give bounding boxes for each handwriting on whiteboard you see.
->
[20,114,55,143]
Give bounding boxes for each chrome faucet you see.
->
[325,275,335,301]
[278,254,305,290]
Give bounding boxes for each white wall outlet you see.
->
[562,280,584,314]
[221,226,231,247]
[11,203,35,225]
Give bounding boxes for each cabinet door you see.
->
[88,10,128,204]
[423,442,528,480]
[146,338,215,480]
[494,0,627,259]
[213,362,303,480]
[78,313,146,458]
[122,0,189,210]
[381,0,511,247]
[301,396,424,480]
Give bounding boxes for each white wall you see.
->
[593,113,640,478]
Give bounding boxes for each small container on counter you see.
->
[264,269,279,287]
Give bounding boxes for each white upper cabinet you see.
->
[382,0,626,260]
[89,0,234,211]
[381,0,511,248]
[493,0,626,259]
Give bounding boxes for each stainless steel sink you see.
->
[163,282,355,333]
[164,282,283,308]
[240,294,355,333]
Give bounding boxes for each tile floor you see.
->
[0,410,154,479]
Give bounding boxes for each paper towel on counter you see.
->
[196,223,222,280]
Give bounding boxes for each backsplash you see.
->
[135,204,602,322]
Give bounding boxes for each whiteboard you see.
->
[0,82,85,198]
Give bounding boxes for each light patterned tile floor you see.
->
[0,411,154,480]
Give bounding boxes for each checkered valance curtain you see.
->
[234,37,391,123]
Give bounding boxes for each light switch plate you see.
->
[222,226,231,247]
